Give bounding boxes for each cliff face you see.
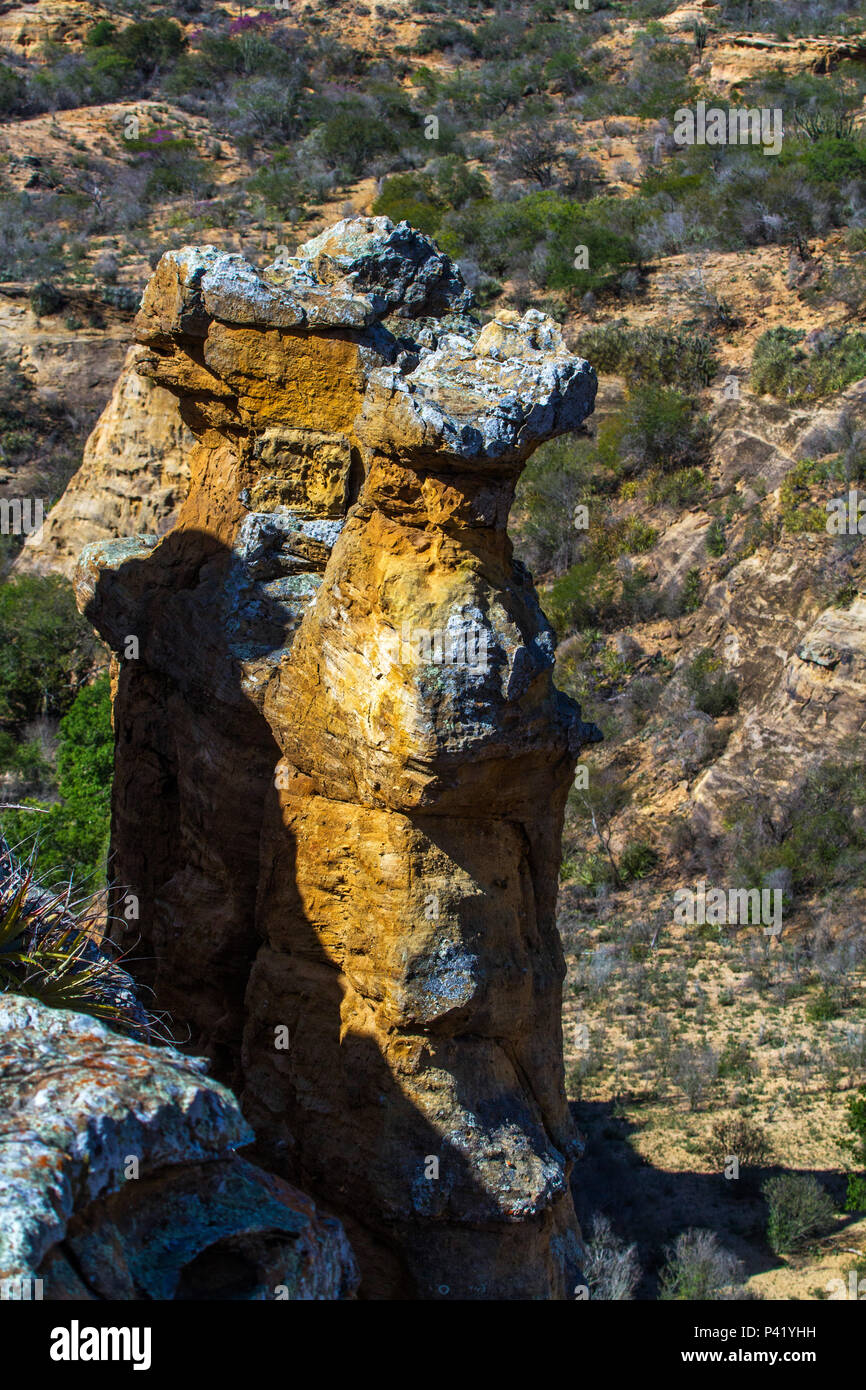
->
[75,217,600,1299]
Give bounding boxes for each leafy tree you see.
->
[0,576,98,724]
[2,675,113,886]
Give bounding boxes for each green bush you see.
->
[685,650,738,718]
[29,282,65,318]
[1,675,112,885]
[544,559,617,634]
[414,21,480,56]
[248,167,303,220]
[576,321,719,392]
[619,840,658,881]
[646,467,707,509]
[806,987,841,1022]
[0,576,98,725]
[596,386,709,480]
[373,172,444,236]
[92,17,185,76]
[373,158,489,236]
[679,566,703,615]
[752,327,866,403]
[802,136,866,187]
[320,101,403,176]
[779,462,826,533]
[706,520,726,557]
[442,190,641,295]
[763,1174,835,1255]
[841,1085,866,1212]
[0,65,27,116]
[84,18,116,47]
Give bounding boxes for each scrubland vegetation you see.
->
[2,0,866,1299]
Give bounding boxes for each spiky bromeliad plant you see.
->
[0,836,149,1038]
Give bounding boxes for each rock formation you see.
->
[75,217,600,1299]
[0,994,357,1300]
[15,343,192,579]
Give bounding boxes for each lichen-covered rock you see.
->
[74,216,599,1300]
[0,995,357,1300]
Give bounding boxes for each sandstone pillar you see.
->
[75,218,599,1298]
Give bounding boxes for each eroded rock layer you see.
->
[75,217,600,1299]
[15,343,192,578]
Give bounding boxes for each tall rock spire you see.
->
[75,217,600,1299]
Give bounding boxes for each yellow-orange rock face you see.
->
[75,218,600,1299]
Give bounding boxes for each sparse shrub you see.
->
[583,1214,641,1300]
[619,840,658,881]
[671,1044,718,1110]
[29,282,65,318]
[779,461,827,533]
[597,386,710,480]
[92,252,119,284]
[806,987,841,1022]
[568,1037,605,1099]
[658,1228,745,1300]
[646,467,707,508]
[684,650,738,718]
[704,1115,772,1172]
[732,756,866,894]
[763,1173,835,1254]
[717,1038,757,1082]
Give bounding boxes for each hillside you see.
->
[1,0,866,1306]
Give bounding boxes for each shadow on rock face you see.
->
[77,521,590,1299]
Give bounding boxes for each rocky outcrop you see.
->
[0,994,357,1300]
[15,344,192,579]
[74,217,600,1299]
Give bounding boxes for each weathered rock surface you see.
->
[15,344,192,579]
[0,994,358,1300]
[74,216,600,1299]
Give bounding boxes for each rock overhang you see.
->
[134,217,597,470]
